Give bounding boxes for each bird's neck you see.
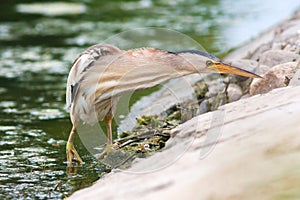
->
[125,48,198,76]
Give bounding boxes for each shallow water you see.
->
[0,0,299,199]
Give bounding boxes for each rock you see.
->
[254,64,270,76]
[278,22,300,41]
[206,92,226,111]
[204,79,227,111]
[292,9,300,19]
[279,32,300,52]
[193,80,209,99]
[240,94,251,99]
[250,43,272,61]
[226,83,243,102]
[204,78,225,98]
[197,100,209,115]
[179,100,199,122]
[258,50,300,67]
[250,62,298,95]
[68,86,300,200]
[289,69,300,86]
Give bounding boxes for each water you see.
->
[0,0,299,199]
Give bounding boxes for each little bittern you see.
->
[65,44,260,165]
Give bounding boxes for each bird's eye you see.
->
[206,60,214,67]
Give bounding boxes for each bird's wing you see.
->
[66,44,123,114]
[65,53,93,111]
[77,49,183,103]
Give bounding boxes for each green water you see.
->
[0,0,299,199]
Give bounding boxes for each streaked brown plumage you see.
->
[66,43,260,165]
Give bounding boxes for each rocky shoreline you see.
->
[68,9,300,200]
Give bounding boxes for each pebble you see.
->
[197,100,209,115]
[284,41,300,53]
[250,62,298,95]
[226,83,243,103]
[204,79,225,98]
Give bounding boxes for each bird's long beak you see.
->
[208,62,262,78]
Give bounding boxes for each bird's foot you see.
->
[66,141,83,166]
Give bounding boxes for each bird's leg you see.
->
[97,116,113,159]
[66,126,83,165]
[106,115,113,145]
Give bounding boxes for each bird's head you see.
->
[174,50,261,78]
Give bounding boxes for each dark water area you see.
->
[0,0,299,199]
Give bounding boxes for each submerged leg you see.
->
[97,116,113,159]
[66,125,83,165]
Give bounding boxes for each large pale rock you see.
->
[289,69,300,86]
[69,86,300,200]
[250,62,298,95]
[258,50,300,67]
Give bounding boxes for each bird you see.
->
[65,43,261,166]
